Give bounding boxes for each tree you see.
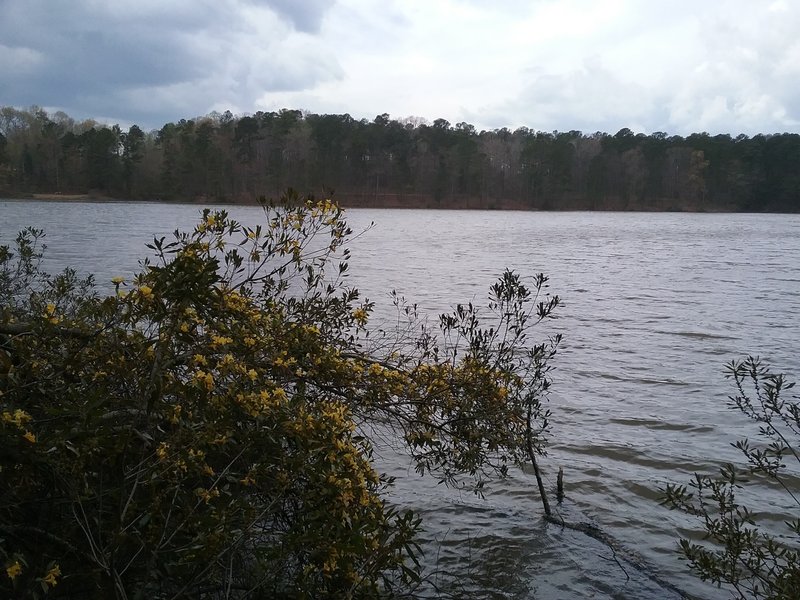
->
[80,125,121,191]
[664,358,800,599]
[0,194,560,598]
[121,125,145,196]
[0,132,8,188]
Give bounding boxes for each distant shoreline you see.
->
[30,193,125,202]
[11,193,209,205]
[0,193,793,213]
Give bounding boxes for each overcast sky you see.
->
[2,0,798,135]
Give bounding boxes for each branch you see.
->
[0,321,96,338]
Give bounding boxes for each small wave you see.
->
[654,329,737,340]
[608,417,714,433]
[561,444,717,474]
[576,370,690,386]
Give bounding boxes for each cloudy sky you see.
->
[1,0,798,135]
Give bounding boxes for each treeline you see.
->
[1,105,799,211]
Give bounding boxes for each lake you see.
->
[2,199,799,598]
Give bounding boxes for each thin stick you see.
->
[557,466,564,504]
[526,404,551,516]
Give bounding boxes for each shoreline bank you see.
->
[0,192,790,213]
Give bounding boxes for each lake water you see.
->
[2,199,799,599]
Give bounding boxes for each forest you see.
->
[1,105,799,212]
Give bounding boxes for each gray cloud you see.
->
[0,0,341,128]
[473,61,663,135]
[254,0,336,33]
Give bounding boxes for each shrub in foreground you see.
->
[0,195,559,598]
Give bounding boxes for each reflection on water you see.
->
[3,199,800,599]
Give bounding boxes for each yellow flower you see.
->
[6,560,22,580]
[138,285,153,298]
[322,551,338,574]
[42,564,61,587]
[2,409,31,427]
[111,276,124,285]
[22,431,36,443]
[196,487,220,503]
[43,303,61,324]
[156,442,169,461]
[352,307,368,325]
[210,334,232,348]
[194,370,214,391]
[274,354,296,369]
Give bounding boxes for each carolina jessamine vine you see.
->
[0,194,559,598]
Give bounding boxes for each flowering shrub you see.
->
[0,194,559,598]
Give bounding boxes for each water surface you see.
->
[3,199,799,598]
